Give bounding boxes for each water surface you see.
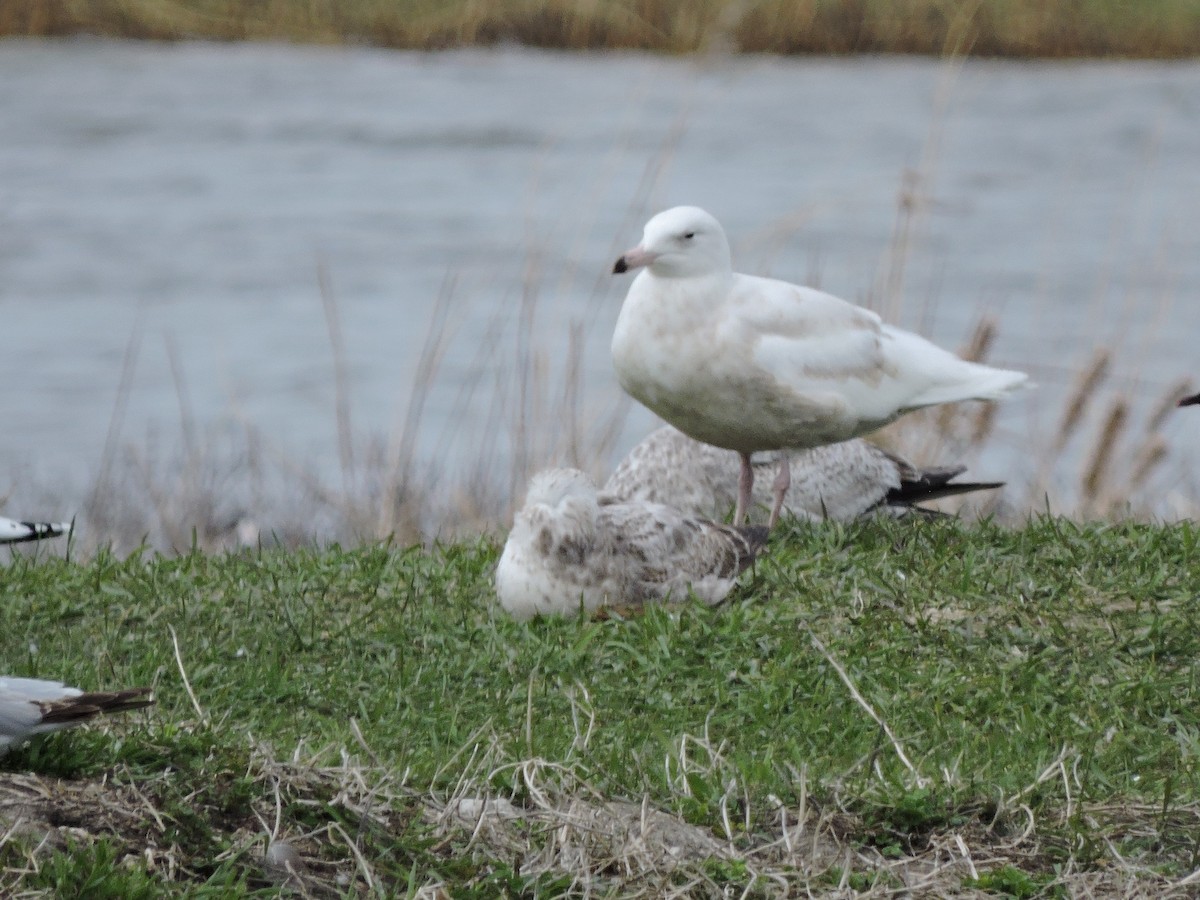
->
[2,40,1198,521]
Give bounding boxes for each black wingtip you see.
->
[612,256,628,274]
[3,520,71,544]
[38,687,155,725]
[888,480,1006,506]
[1179,392,1200,407]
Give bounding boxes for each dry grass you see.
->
[4,737,1199,896]
[2,0,1200,58]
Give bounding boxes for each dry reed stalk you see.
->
[1056,348,1111,452]
[1081,398,1130,511]
[1129,437,1168,494]
[1119,379,1194,496]
[86,315,144,528]
[876,166,924,323]
[379,275,460,537]
[959,317,997,364]
[969,402,998,448]
[1148,377,1194,433]
[164,333,198,460]
[319,260,356,497]
[930,317,1001,436]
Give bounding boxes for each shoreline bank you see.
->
[4,0,1199,59]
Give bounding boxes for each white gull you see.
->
[0,517,71,544]
[604,425,1003,523]
[495,468,768,620]
[611,206,1028,527]
[0,677,153,753]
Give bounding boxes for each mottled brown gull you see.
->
[0,677,153,753]
[611,206,1028,527]
[604,425,1003,523]
[495,468,768,620]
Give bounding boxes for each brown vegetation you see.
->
[2,0,1199,58]
[4,740,1199,896]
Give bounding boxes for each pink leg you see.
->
[767,455,791,529]
[735,452,754,525]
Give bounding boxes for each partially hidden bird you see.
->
[604,424,1003,522]
[0,517,71,544]
[495,467,767,619]
[0,677,153,753]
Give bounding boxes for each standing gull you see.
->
[604,425,1003,523]
[611,206,1028,527]
[495,468,768,620]
[0,517,71,544]
[0,677,153,753]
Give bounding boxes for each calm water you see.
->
[2,39,1199,519]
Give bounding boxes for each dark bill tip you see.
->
[612,256,628,274]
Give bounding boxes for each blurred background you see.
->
[1,2,1198,552]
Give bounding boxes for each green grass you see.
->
[3,0,1200,58]
[3,516,1200,894]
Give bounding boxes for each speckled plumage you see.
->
[0,677,153,753]
[604,426,1003,523]
[495,468,768,620]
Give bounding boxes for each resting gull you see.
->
[0,677,153,753]
[604,425,1003,523]
[611,206,1028,527]
[0,517,71,544]
[495,468,768,620]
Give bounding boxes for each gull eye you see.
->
[683,231,696,240]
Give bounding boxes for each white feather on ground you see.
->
[0,517,71,544]
[610,206,1029,525]
[495,468,768,620]
[604,425,1003,522]
[0,677,153,753]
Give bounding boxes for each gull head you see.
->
[524,468,597,510]
[612,206,731,279]
[515,468,601,542]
